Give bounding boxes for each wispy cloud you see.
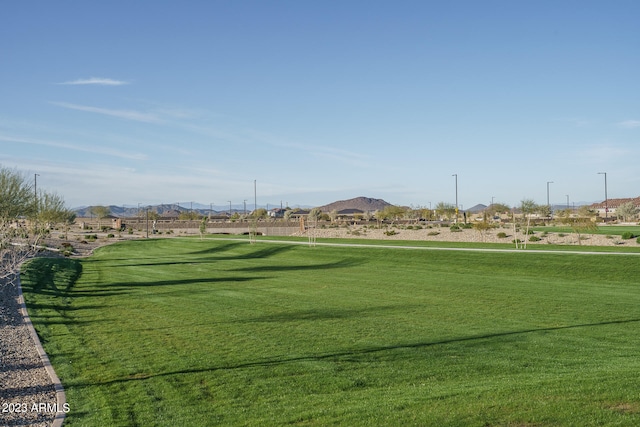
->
[50,101,160,123]
[58,77,129,86]
[617,120,640,129]
[0,134,147,160]
[578,143,630,164]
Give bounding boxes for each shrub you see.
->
[621,232,636,240]
[637,236,640,244]
[497,232,508,238]
[529,236,542,242]
[450,225,460,232]
[107,233,115,238]
[558,233,566,237]
[427,231,440,236]
[384,230,398,236]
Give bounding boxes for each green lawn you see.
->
[21,238,640,426]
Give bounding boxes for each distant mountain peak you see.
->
[317,196,392,212]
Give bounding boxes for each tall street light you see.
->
[598,172,608,219]
[452,173,458,222]
[34,174,40,213]
[546,181,553,207]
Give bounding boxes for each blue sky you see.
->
[1,1,638,210]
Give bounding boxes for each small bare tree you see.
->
[615,201,639,222]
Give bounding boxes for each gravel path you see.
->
[0,276,60,427]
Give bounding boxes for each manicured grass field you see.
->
[21,238,640,426]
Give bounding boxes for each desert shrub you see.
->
[101,226,111,232]
[621,231,636,240]
[427,231,440,236]
[525,229,534,235]
[107,233,115,238]
[512,239,522,244]
[497,232,508,238]
[59,242,74,257]
[85,234,98,241]
[384,230,398,236]
[450,225,460,231]
[529,236,542,242]
[414,225,423,230]
[636,236,640,244]
[461,223,473,229]
[558,233,566,237]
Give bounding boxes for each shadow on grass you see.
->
[104,243,298,268]
[243,303,422,323]
[230,258,364,273]
[75,317,640,387]
[20,258,83,295]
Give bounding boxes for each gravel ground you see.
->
[0,276,57,427]
[296,224,640,246]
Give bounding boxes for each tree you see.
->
[519,199,539,249]
[90,205,111,229]
[558,208,598,245]
[1,166,72,280]
[473,212,494,241]
[376,205,407,227]
[435,202,456,221]
[199,217,207,239]
[615,201,638,222]
[1,167,35,280]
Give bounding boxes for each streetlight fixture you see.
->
[598,172,608,219]
[228,201,232,216]
[546,181,554,207]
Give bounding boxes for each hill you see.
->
[317,196,392,213]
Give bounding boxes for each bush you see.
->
[621,232,636,240]
[427,231,440,236]
[107,233,115,238]
[637,236,640,244]
[450,225,461,232]
[529,236,542,242]
[497,232,508,238]
[384,230,398,236]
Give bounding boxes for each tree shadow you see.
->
[71,318,640,388]
[243,303,422,323]
[230,258,364,273]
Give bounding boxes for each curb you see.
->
[15,274,67,427]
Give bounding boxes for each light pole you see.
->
[598,172,608,219]
[34,173,39,213]
[228,201,232,216]
[244,200,247,216]
[546,181,553,208]
[566,195,569,210]
[452,173,458,222]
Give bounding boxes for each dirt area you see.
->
[294,224,640,247]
